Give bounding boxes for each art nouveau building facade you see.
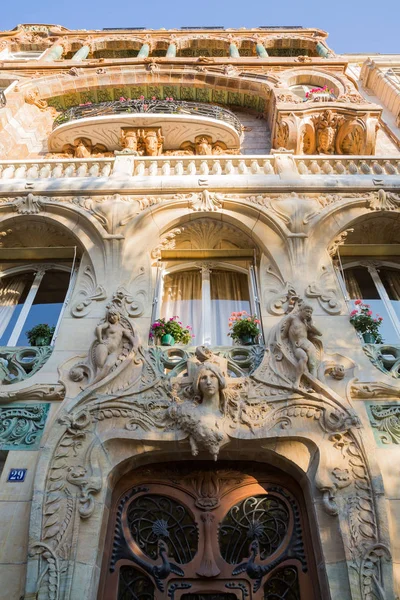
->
[0,23,400,600]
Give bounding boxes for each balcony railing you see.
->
[0,346,53,385]
[52,98,243,135]
[1,155,400,181]
[363,344,400,379]
[150,344,265,376]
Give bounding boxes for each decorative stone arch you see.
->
[24,379,394,600]
[262,36,321,57]
[307,191,400,257]
[124,193,293,277]
[19,65,273,114]
[276,68,347,97]
[0,201,108,282]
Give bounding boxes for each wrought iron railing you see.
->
[52,98,243,134]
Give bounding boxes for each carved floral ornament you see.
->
[1,190,399,252]
[273,108,380,155]
[27,296,397,600]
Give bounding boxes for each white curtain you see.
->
[343,268,364,300]
[210,270,250,345]
[161,270,202,344]
[0,276,26,341]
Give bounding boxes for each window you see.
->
[289,83,337,101]
[0,265,74,347]
[157,264,258,345]
[343,263,400,344]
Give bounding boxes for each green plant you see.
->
[149,316,194,345]
[228,311,261,343]
[349,300,384,343]
[26,323,55,346]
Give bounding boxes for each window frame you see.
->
[0,262,78,347]
[152,260,262,345]
[338,259,400,341]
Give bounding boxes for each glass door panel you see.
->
[210,270,250,345]
[344,267,395,343]
[379,267,400,324]
[15,270,71,346]
[0,273,34,346]
[161,270,202,343]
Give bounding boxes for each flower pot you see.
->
[362,333,376,344]
[238,335,255,346]
[33,336,51,347]
[161,333,175,346]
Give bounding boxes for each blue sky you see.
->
[2,0,399,54]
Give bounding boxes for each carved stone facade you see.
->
[0,21,400,600]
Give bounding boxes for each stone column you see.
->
[256,42,268,57]
[138,43,150,58]
[166,43,177,57]
[229,42,240,58]
[316,41,329,58]
[41,43,64,61]
[72,45,90,60]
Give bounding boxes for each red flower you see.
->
[354,299,362,305]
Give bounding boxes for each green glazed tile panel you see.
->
[0,403,50,450]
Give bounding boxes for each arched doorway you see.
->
[99,462,322,599]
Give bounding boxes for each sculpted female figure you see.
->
[92,308,139,383]
[169,361,228,460]
[194,362,227,414]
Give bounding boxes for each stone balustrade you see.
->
[0,158,114,180]
[1,154,400,181]
[295,156,400,175]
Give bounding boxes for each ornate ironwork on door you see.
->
[100,465,320,600]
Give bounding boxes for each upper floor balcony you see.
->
[48,99,243,156]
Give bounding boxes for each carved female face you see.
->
[144,132,159,156]
[123,131,138,151]
[195,137,212,155]
[74,138,91,158]
[198,369,220,399]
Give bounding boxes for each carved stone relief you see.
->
[305,265,343,314]
[164,134,240,156]
[263,265,299,315]
[0,404,50,449]
[51,137,113,158]
[70,265,107,318]
[151,218,255,260]
[272,107,380,155]
[368,404,400,444]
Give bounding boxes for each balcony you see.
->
[49,99,242,155]
[149,344,265,376]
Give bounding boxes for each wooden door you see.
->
[99,463,320,600]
